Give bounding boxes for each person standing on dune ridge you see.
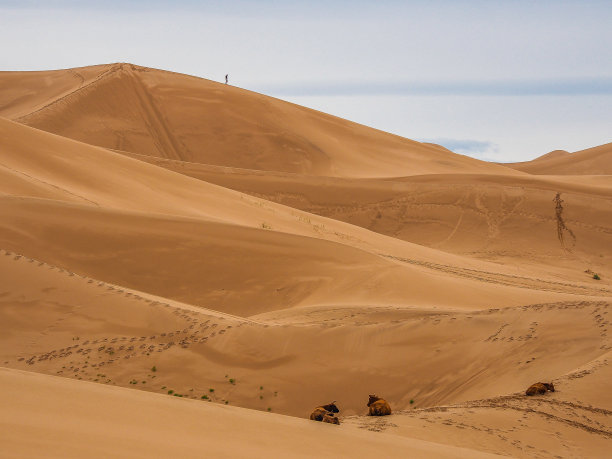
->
[225,74,228,84]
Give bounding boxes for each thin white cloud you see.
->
[0,1,610,162]
[255,78,612,97]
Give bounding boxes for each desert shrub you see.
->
[593,273,601,280]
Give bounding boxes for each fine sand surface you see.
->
[0,64,611,457]
[118,151,612,275]
[0,367,502,459]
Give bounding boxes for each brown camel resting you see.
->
[525,382,555,396]
[310,402,340,422]
[367,395,391,416]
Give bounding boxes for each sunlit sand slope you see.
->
[505,143,612,175]
[0,63,520,177]
[0,368,504,459]
[1,251,609,420]
[119,152,612,278]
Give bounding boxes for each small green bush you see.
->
[201,395,208,400]
[410,399,414,404]
[151,366,157,372]
[593,273,601,280]
[168,389,174,394]
[209,388,215,393]
[229,378,236,385]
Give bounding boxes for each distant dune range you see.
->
[504,143,612,175]
[0,64,611,458]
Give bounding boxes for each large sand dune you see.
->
[0,64,610,457]
[118,152,612,275]
[0,63,519,177]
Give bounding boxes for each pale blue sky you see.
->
[1,0,610,161]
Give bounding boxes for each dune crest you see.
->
[1,63,520,177]
[505,142,612,175]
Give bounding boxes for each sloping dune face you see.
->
[1,64,611,458]
[505,143,612,175]
[0,368,502,459]
[119,154,612,270]
[0,63,517,177]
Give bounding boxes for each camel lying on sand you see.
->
[310,402,340,424]
[525,382,555,396]
[367,395,391,416]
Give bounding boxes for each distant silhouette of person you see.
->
[225,74,228,84]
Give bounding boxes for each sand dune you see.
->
[118,152,612,278]
[1,248,609,419]
[0,64,519,177]
[505,142,612,175]
[0,367,505,458]
[0,64,109,119]
[1,64,611,457]
[4,118,598,316]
